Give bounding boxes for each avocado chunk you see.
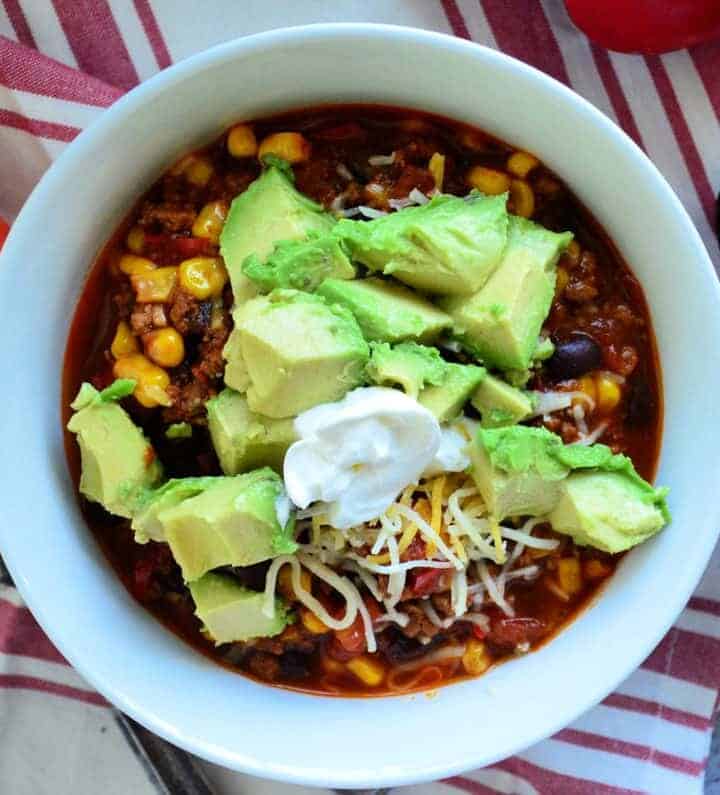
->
[365,341,447,399]
[471,373,535,427]
[131,477,217,544]
[66,380,162,518]
[243,232,355,293]
[470,426,568,520]
[334,193,509,295]
[548,470,668,554]
[418,363,486,422]
[470,425,670,551]
[207,388,296,474]
[441,217,572,371]
[220,164,335,304]
[158,469,297,582]
[223,290,369,418]
[189,572,290,644]
[316,276,452,343]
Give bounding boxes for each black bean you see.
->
[376,628,441,664]
[546,332,603,380]
[625,374,656,426]
[279,650,312,680]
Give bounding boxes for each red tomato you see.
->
[142,233,214,265]
[0,218,9,250]
[487,616,546,650]
[472,624,487,641]
[565,0,720,54]
[331,615,366,660]
[407,567,445,597]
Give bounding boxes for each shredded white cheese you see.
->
[478,561,515,617]
[368,152,395,166]
[408,187,430,205]
[336,163,353,181]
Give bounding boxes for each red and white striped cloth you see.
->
[0,3,719,794]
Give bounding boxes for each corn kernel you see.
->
[118,254,156,276]
[227,124,258,158]
[131,266,177,303]
[462,639,492,676]
[143,327,185,368]
[125,226,145,254]
[258,132,311,164]
[584,558,613,580]
[595,375,622,414]
[555,266,569,297]
[509,179,535,218]
[300,609,329,635]
[178,256,227,300]
[573,375,597,407]
[564,239,582,268]
[192,200,228,244]
[278,565,312,600]
[346,655,385,687]
[507,151,539,178]
[557,557,583,597]
[113,353,171,408]
[111,321,139,359]
[186,156,214,186]
[466,166,510,195]
[428,152,445,191]
[321,656,345,675]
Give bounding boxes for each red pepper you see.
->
[0,218,8,250]
[565,0,720,54]
[407,567,445,597]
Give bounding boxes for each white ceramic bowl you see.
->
[1,24,719,789]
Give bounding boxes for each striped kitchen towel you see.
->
[1,3,719,794]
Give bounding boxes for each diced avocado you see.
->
[242,232,355,293]
[66,380,162,518]
[220,164,335,304]
[470,426,568,520]
[159,469,297,582]
[316,276,452,343]
[365,341,447,399]
[224,290,369,418]
[471,373,535,427]
[469,425,670,550]
[440,217,572,371]
[131,477,217,544]
[334,193,509,295]
[189,573,290,644]
[418,363,486,422]
[207,388,296,474]
[548,471,668,553]
[165,422,192,439]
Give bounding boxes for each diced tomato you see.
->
[401,534,427,562]
[143,233,214,264]
[363,595,383,623]
[0,218,8,249]
[472,624,487,641]
[487,616,546,649]
[407,567,444,597]
[331,614,366,660]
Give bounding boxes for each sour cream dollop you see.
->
[283,387,441,529]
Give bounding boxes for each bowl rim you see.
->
[3,22,720,788]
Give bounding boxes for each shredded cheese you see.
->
[368,152,395,166]
[478,561,515,617]
[451,568,468,617]
[393,503,463,570]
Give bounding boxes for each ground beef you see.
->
[112,280,135,320]
[163,380,214,424]
[251,624,319,657]
[399,602,441,639]
[194,329,229,381]
[129,303,155,335]
[168,289,212,336]
[564,251,600,304]
[247,651,280,681]
[138,201,197,233]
